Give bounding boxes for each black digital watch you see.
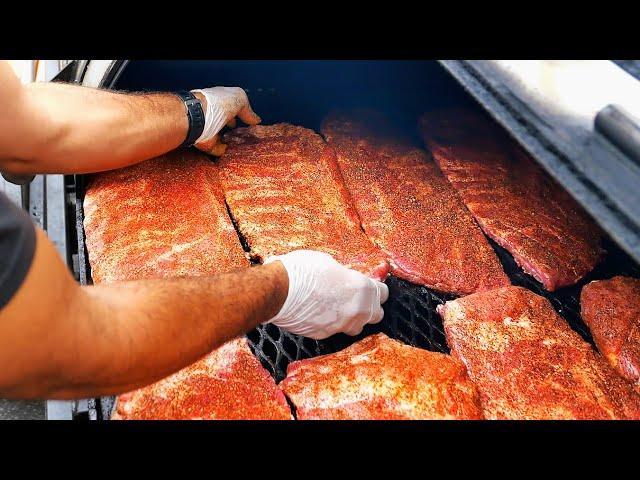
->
[175,91,205,148]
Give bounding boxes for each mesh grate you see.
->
[71,175,640,420]
[244,238,640,383]
[247,276,454,383]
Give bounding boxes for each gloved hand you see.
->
[190,87,261,156]
[264,250,389,340]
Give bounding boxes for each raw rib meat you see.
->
[84,150,291,420]
[112,337,292,420]
[84,149,247,283]
[581,276,640,387]
[280,333,484,420]
[322,111,509,295]
[218,124,390,281]
[420,108,604,291]
[439,286,640,419]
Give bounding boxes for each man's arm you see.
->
[0,226,388,400]
[0,61,188,174]
[0,61,260,174]
[0,227,288,399]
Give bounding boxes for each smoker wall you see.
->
[115,60,475,134]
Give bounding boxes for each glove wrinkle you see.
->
[191,86,260,153]
[263,250,389,340]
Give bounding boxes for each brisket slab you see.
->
[218,124,390,281]
[581,276,640,388]
[420,109,603,291]
[280,333,484,419]
[322,111,509,295]
[84,150,291,420]
[439,286,640,419]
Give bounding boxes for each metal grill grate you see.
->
[69,172,640,420]
[247,276,453,383]
[243,237,640,383]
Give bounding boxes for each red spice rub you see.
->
[112,337,292,420]
[84,149,247,283]
[280,333,484,420]
[439,286,640,419]
[581,276,640,387]
[218,124,390,281]
[322,111,509,294]
[420,108,604,291]
[84,150,290,420]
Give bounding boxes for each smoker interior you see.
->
[67,61,640,420]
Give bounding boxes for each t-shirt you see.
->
[0,192,36,309]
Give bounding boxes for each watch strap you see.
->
[175,90,205,147]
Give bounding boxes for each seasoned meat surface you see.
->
[112,337,292,420]
[439,286,640,419]
[84,150,290,420]
[322,111,509,294]
[84,150,247,283]
[420,109,603,291]
[280,333,484,420]
[581,276,640,387]
[219,124,390,280]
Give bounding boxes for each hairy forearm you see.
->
[1,82,189,174]
[0,225,288,399]
[46,263,288,399]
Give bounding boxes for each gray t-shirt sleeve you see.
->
[0,192,36,309]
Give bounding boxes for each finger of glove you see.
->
[369,307,385,325]
[263,255,282,265]
[196,135,227,157]
[377,281,389,304]
[343,321,365,337]
[280,316,334,341]
[238,104,262,125]
[285,249,337,267]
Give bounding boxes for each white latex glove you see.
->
[190,86,261,156]
[263,250,389,340]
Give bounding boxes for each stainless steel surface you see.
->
[42,175,80,420]
[595,104,640,164]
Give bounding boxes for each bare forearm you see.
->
[1,82,189,174]
[47,263,288,398]
[0,224,288,399]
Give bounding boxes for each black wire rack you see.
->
[246,276,453,383]
[244,236,640,383]
[69,172,640,420]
